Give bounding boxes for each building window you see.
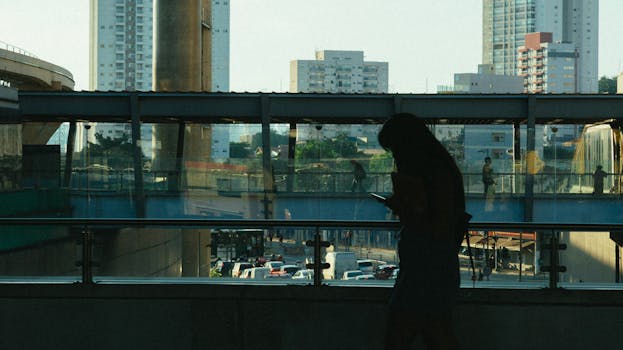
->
[492,133,505,143]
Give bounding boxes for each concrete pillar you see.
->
[153,0,213,277]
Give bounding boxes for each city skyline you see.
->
[2,0,623,92]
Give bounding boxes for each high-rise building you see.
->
[89,0,154,92]
[290,50,388,94]
[482,0,597,92]
[89,0,230,159]
[518,32,577,93]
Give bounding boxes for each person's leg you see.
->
[384,309,424,350]
[422,312,458,350]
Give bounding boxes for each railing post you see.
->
[81,225,94,285]
[306,226,330,286]
[548,231,558,289]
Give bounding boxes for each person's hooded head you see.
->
[378,113,453,173]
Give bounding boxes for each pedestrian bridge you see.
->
[3,92,623,349]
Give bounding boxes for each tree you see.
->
[87,133,136,169]
[598,76,617,94]
[295,133,362,161]
[250,129,290,150]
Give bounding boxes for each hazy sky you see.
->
[1,0,622,92]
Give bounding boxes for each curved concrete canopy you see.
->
[0,47,75,144]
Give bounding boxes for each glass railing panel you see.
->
[461,229,547,289]
[0,224,80,282]
[316,227,399,286]
[558,230,623,290]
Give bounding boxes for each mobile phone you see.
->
[369,193,387,203]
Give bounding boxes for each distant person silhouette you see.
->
[593,165,607,195]
[482,156,494,196]
[379,113,465,350]
[350,160,366,192]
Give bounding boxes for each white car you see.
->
[342,270,364,280]
[355,274,376,280]
[265,261,284,272]
[292,269,314,280]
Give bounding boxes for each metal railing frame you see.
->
[1,218,621,288]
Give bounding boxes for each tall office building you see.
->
[89,0,230,158]
[482,0,597,92]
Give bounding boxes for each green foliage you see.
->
[87,133,136,169]
[368,152,394,173]
[598,76,617,94]
[250,129,290,150]
[295,133,362,161]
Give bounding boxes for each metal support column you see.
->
[524,95,536,222]
[62,121,76,188]
[130,94,146,217]
[286,123,297,193]
[261,95,274,219]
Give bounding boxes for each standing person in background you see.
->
[593,165,607,195]
[482,156,494,196]
[379,113,466,350]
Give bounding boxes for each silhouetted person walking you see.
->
[593,165,607,195]
[379,113,465,350]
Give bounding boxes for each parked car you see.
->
[374,264,398,280]
[279,264,300,275]
[355,274,376,280]
[292,269,314,280]
[265,261,284,273]
[232,262,253,278]
[389,268,399,280]
[265,272,292,279]
[240,267,271,279]
[357,259,386,274]
[342,270,364,280]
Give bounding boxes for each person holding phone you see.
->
[379,113,465,350]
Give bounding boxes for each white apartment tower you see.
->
[483,0,597,92]
[290,50,388,94]
[89,0,230,158]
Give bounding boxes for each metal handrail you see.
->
[1,217,623,231]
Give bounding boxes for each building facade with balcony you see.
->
[289,50,388,94]
[518,32,577,94]
[483,0,597,92]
